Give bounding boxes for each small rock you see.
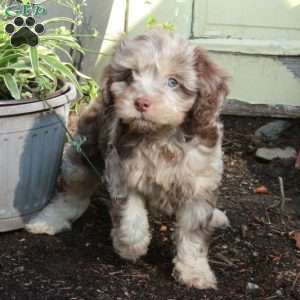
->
[256,147,296,161]
[14,266,24,273]
[160,225,168,232]
[255,120,291,142]
[24,281,32,287]
[247,282,260,290]
[241,225,248,238]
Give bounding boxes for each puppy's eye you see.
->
[124,69,133,84]
[167,77,178,89]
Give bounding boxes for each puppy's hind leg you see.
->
[26,146,98,235]
[173,200,218,290]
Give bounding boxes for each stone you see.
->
[14,266,24,273]
[255,120,291,142]
[247,282,260,290]
[256,147,297,161]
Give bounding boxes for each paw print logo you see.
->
[5,16,45,47]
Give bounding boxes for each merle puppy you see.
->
[27,29,230,290]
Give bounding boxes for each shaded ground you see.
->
[0,116,300,300]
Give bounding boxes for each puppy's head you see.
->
[102,29,228,137]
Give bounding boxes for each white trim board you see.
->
[192,38,300,56]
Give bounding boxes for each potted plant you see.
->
[0,0,99,232]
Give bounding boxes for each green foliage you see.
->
[146,16,175,31]
[0,0,99,102]
[71,77,99,114]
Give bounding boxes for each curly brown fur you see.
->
[26,29,230,290]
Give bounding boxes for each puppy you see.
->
[26,29,230,290]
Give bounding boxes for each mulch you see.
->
[0,116,299,300]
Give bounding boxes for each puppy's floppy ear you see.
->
[100,64,129,202]
[75,64,116,160]
[190,47,229,147]
[98,64,122,150]
[101,64,115,106]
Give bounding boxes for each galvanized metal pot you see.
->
[0,83,77,232]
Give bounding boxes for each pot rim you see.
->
[0,83,71,106]
[0,83,77,117]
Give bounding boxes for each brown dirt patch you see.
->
[0,116,299,300]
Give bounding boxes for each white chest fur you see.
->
[122,139,223,213]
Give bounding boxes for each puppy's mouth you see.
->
[127,116,159,133]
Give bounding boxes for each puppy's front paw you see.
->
[112,229,151,262]
[210,209,230,229]
[172,259,217,290]
[25,213,71,235]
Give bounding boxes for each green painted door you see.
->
[193,0,300,106]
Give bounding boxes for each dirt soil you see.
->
[0,116,300,300]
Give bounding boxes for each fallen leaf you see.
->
[293,231,300,249]
[255,185,268,194]
[271,255,282,262]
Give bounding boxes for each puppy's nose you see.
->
[134,97,151,112]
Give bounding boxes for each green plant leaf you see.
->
[42,55,80,90]
[3,73,21,100]
[0,53,21,66]
[39,63,57,82]
[42,17,76,26]
[40,36,84,53]
[0,67,17,72]
[0,0,96,102]
[147,16,157,27]
[65,63,92,80]
[40,35,77,43]
[29,47,39,76]
[45,42,73,62]
[162,22,175,31]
